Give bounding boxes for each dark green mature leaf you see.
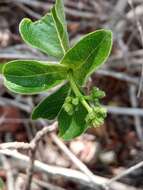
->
[58,102,88,140]
[20,0,69,58]
[3,60,68,94]
[32,83,69,120]
[61,29,112,85]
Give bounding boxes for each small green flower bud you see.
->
[93,107,106,115]
[85,106,107,127]
[92,117,104,126]
[85,110,95,124]
[72,97,79,105]
[68,109,74,115]
[88,110,95,120]
[63,103,73,115]
[84,96,92,100]
[94,100,100,106]
[97,107,107,118]
[92,87,105,99]
[65,96,72,103]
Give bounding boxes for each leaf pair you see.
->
[2,0,113,140]
[3,30,112,94]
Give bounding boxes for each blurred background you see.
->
[0,0,143,190]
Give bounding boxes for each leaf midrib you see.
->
[75,34,108,69]
[5,70,67,78]
[51,11,66,55]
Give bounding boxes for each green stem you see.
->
[68,71,92,113]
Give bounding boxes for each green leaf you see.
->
[32,83,69,120]
[0,63,4,74]
[58,102,88,140]
[3,60,68,94]
[61,29,113,85]
[0,178,4,190]
[20,0,69,58]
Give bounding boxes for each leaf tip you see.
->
[104,29,113,40]
[19,18,32,40]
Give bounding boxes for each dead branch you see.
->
[96,69,139,85]
[0,149,141,190]
[129,85,143,141]
[104,105,143,116]
[20,173,66,190]
[24,122,58,190]
[1,156,15,190]
[107,161,143,187]
[127,0,143,97]
[0,122,57,190]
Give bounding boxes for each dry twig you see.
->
[107,161,143,186]
[129,85,143,141]
[1,156,15,190]
[0,149,141,190]
[0,122,57,190]
[128,0,143,97]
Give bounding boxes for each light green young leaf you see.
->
[20,0,69,58]
[3,60,68,94]
[32,83,69,120]
[61,29,112,85]
[58,102,88,140]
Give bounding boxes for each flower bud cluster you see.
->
[92,87,105,99]
[84,87,105,105]
[63,96,79,115]
[63,86,106,127]
[85,107,107,127]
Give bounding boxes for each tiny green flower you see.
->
[92,87,106,99]
[65,96,72,103]
[72,97,79,106]
[63,102,74,115]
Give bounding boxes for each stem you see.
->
[68,71,92,113]
[81,97,92,113]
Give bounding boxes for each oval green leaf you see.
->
[3,60,68,94]
[20,0,69,58]
[61,29,113,85]
[58,102,88,140]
